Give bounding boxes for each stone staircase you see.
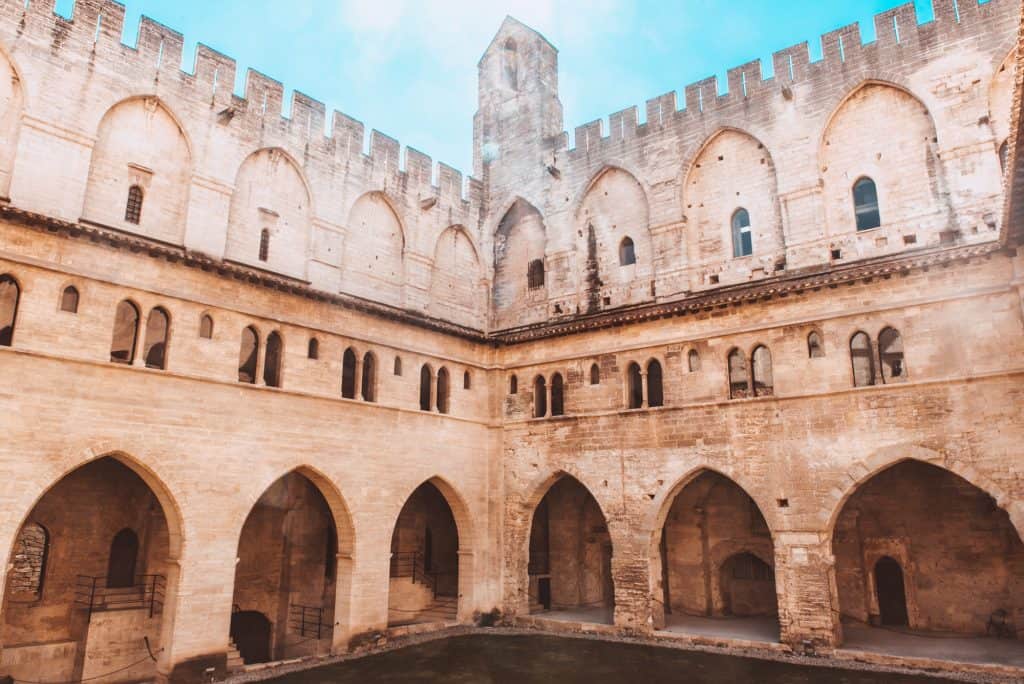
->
[226,639,245,674]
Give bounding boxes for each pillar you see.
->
[773,531,842,651]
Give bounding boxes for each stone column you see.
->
[354,356,364,400]
[254,339,266,386]
[640,370,649,409]
[428,371,436,411]
[330,552,354,652]
[545,378,553,417]
[773,531,842,652]
[456,549,476,622]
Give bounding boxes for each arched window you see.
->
[436,367,450,413]
[619,237,636,266]
[509,374,518,395]
[878,327,906,383]
[106,528,139,589]
[850,331,875,387]
[1000,140,1010,175]
[627,362,643,409]
[307,337,319,359]
[9,522,48,598]
[589,363,600,385]
[143,307,170,370]
[199,314,214,339]
[647,359,664,407]
[527,259,545,289]
[238,326,259,384]
[688,349,701,372]
[550,373,565,416]
[361,352,377,402]
[110,300,140,364]
[463,370,472,390]
[502,38,519,90]
[60,286,79,313]
[341,348,357,399]
[728,349,749,399]
[258,228,270,262]
[807,331,825,358]
[419,365,432,411]
[534,376,547,417]
[731,208,753,257]
[0,275,19,347]
[124,185,144,225]
[263,331,283,387]
[751,345,774,397]
[393,356,402,376]
[853,177,881,231]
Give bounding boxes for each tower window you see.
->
[527,259,545,289]
[199,314,214,339]
[732,208,753,257]
[619,237,636,266]
[60,286,80,314]
[853,177,881,231]
[124,185,144,225]
[110,300,140,364]
[308,337,319,359]
[259,229,270,262]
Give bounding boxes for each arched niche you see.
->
[0,47,23,199]
[492,198,547,328]
[82,97,192,244]
[429,225,485,328]
[684,130,782,267]
[343,192,405,307]
[820,83,942,236]
[576,167,651,310]
[226,148,312,280]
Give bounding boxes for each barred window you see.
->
[527,259,545,289]
[259,229,270,262]
[125,185,144,225]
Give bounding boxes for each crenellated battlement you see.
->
[8,0,481,209]
[566,0,1007,157]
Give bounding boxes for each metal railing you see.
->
[74,574,165,618]
[390,552,458,598]
[288,604,326,639]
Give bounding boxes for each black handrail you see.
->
[75,574,165,618]
[390,552,457,597]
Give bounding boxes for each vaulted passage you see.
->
[230,472,340,666]
[833,461,1024,645]
[528,477,614,625]
[388,482,460,626]
[0,457,175,683]
[653,471,779,642]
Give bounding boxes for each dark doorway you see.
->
[538,578,552,610]
[230,610,272,664]
[106,528,139,588]
[875,556,909,627]
[424,527,434,573]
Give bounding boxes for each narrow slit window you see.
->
[307,337,319,360]
[853,178,881,231]
[341,348,357,398]
[463,370,472,390]
[728,349,749,399]
[124,185,144,225]
[60,286,79,314]
[143,307,170,370]
[627,362,643,409]
[436,367,450,413]
[751,345,774,397]
[509,375,518,395]
[238,326,259,384]
[361,353,377,402]
[732,208,753,257]
[263,331,283,387]
[534,376,547,418]
[619,237,636,266]
[394,356,402,376]
[259,228,270,262]
[550,373,565,416]
[110,300,140,364]
[589,363,600,385]
[419,365,432,411]
[0,275,20,347]
[647,360,664,407]
[850,331,875,387]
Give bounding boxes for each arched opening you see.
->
[110,300,140,364]
[0,274,20,347]
[429,226,485,329]
[124,185,144,225]
[361,352,377,402]
[589,363,600,385]
[654,470,779,643]
[527,476,614,625]
[60,286,80,314]
[534,376,547,418]
[263,331,283,387]
[728,349,749,399]
[341,348,357,399]
[493,199,547,328]
[106,528,139,588]
[731,208,752,257]
[393,356,402,376]
[807,331,824,358]
[143,307,170,370]
[619,237,636,266]
[627,362,643,409]
[550,373,565,416]
[307,337,319,360]
[238,326,259,384]
[1,457,177,682]
[502,38,518,90]
[436,367,450,414]
[509,375,518,395]
[463,371,471,390]
[853,177,881,231]
[647,360,664,407]
[388,482,460,626]
[688,350,701,373]
[419,365,432,411]
[230,471,341,664]
[833,460,1024,654]
[878,327,906,383]
[751,346,773,397]
[199,314,214,340]
[343,192,406,306]
[850,331,875,387]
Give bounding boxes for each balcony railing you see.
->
[74,575,165,618]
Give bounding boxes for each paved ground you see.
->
[840,623,1024,669]
[661,614,781,643]
[529,606,614,625]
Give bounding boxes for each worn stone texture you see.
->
[0,0,1021,682]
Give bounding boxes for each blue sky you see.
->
[54,0,944,175]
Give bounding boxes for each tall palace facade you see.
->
[0,0,1023,681]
